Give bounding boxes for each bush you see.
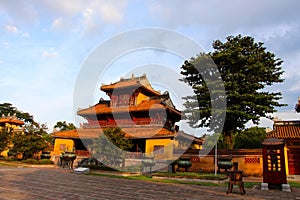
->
[38,159,53,165]
[22,158,38,164]
[0,157,19,162]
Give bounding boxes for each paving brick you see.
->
[0,166,300,199]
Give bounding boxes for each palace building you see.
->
[52,74,202,163]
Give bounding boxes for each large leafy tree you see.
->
[91,127,133,168]
[181,35,285,149]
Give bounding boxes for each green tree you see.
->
[181,35,285,149]
[0,103,34,124]
[234,127,266,149]
[9,123,49,159]
[54,121,76,131]
[91,127,133,168]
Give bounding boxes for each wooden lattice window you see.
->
[267,149,281,171]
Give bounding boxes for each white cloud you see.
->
[42,48,58,59]
[253,23,298,42]
[51,18,64,30]
[98,2,125,23]
[21,32,30,38]
[148,0,300,28]
[5,24,19,33]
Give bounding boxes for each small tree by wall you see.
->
[9,124,48,159]
[234,127,266,149]
[0,127,12,153]
[91,127,133,168]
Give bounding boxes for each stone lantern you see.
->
[261,138,290,191]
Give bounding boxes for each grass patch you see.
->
[0,158,53,165]
[288,181,300,188]
[152,172,227,180]
[88,172,226,187]
[243,182,260,188]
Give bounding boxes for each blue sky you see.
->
[1,0,300,133]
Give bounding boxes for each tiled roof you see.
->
[77,99,182,116]
[0,117,24,125]
[262,138,285,146]
[176,131,203,144]
[52,126,177,139]
[101,75,160,96]
[267,121,300,139]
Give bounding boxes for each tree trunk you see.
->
[223,131,234,149]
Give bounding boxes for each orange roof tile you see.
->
[52,126,176,139]
[0,117,24,125]
[262,138,285,146]
[267,121,300,139]
[77,99,182,116]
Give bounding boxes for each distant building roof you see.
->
[176,131,203,145]
[267,120,300,139]
[0,115,24,126]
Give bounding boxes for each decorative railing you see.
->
[75,150,92,157]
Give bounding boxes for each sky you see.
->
[1,0,300,134]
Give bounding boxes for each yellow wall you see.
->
[52,138,74,155]
[136,93,148,105]
[190,155,263,176]
[173,139,202,150]
[145,138,174,159]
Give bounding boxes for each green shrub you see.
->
[22,158,38,164]
[38,159,53,165]
[0,157,17,162]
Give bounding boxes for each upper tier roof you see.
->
[77,98,182,117]
[101,74,161,96]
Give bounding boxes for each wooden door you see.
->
[288,148,300,175]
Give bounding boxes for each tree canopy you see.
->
[9,123,49,159]
[0,102,51,158]
[0,127,12,152]
[233,127,267,149]
[91,127,133,168]
[54,121,76,131]
[181,35,285,148]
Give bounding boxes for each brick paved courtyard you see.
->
[0,166,300,200]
